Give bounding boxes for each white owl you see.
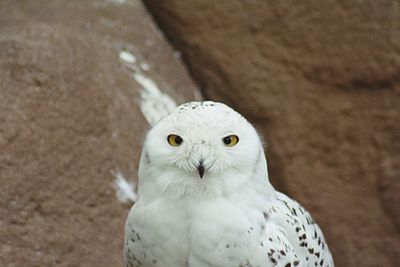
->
[124,101,334,267]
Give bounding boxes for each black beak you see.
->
[197,161,205,178]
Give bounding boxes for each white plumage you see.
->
[125,101,334,267]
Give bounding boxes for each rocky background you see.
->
[0,0,399,267]
[0,0,198,266]
[144,1,400,267]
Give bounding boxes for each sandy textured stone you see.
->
[144,1,400,266]
[0,1,198,266]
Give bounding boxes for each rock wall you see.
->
[0,1,198,266]
[144,1,400,266]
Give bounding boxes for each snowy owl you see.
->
[124,101,334,267]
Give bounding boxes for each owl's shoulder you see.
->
[263,192,334,267]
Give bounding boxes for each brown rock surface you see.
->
[144,1,400,266]
[0,1,198,266]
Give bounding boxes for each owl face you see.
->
[141,102,264,191]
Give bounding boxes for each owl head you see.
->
[138,101,270,199]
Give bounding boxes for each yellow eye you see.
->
[222,135,239,147]
[167,134,183,146]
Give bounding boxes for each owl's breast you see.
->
[125,198,191,267]
[187,197,267,266]
[125,192,267,267]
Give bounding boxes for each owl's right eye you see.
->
[167,134,183,146]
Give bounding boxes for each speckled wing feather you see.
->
[180,192,334,267]
[262,192,334,267]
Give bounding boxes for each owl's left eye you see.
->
[167,134,183,146]
[222,135,239,147]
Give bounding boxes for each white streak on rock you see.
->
[118,50,177,126]
[174,50,182,59]
[107,0,126,4]
[119,51,136,63]
[134,73,177,126]
[114,171,137,203]
[140,62,150,71]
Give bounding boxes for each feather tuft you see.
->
[113,171,137,203]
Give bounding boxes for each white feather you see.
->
[114,171,137,203]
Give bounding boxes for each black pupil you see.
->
[174,135,183,145]
[223,136,231,145]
